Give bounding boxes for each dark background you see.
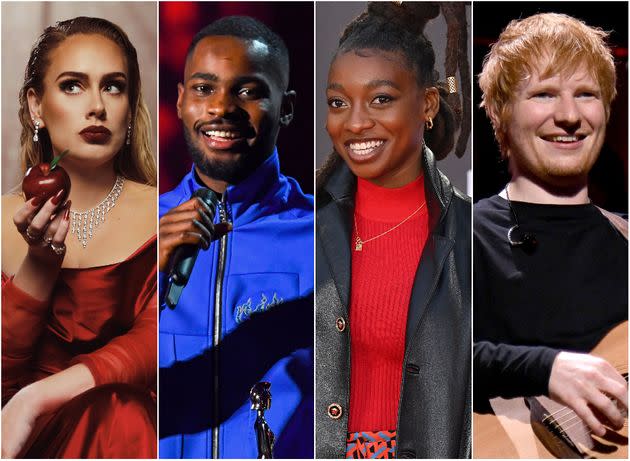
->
[473,2,628,212]
[159,2,314,194]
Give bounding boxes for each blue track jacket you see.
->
[159,151,314,458]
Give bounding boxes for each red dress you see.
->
[2,236,157,458]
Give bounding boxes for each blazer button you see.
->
[327,403,343,419]
[335,317,346,332]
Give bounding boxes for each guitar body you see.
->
[473,321,628,459]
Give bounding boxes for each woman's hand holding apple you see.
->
[17,151,72,261]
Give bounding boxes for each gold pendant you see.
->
[355,237,363,251]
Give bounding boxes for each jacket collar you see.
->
[188,148,289,224]
[322,146,454,234]
[317,146,455,311]
[422,146,453,233]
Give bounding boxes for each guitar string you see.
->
[555,412,605,439]
[546,394,625,427]
[544,367,627,438]
[563,413,628,432]
[532,362,627,453]
[539,365,627,448]
[544,407,577,423]
[543,394,627,426]
[542,362,627,424]
[562,419,595,438]
[558,409,629,434]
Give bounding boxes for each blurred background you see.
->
[473,1,628,211]
[1,1,157,193]
[316,2,472,195]
[159,1,314,195]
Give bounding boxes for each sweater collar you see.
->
[187,148,287,224]
[323,146,452,232]
[355,174,426,222]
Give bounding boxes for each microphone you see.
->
[507,224,538,254]
[505,186,537,254]
[164,188,219,308]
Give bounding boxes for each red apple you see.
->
[22,151,71,204]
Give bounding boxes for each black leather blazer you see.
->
[315,147,471,458]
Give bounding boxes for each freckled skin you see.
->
[506,63,606,190]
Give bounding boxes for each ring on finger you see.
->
[44,235,53,244]
[25,227,40,242]
[50,242,66,255]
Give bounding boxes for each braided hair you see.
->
[317,2,470,191]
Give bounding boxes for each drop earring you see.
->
[126,123,132,146]
[33,119,40,142]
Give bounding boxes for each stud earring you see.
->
[33,119,40,142]
[425,117,433,131]
[126,123,132,145]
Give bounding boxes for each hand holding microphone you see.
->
[159,189,232,307]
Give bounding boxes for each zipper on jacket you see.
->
[212,197,230,459]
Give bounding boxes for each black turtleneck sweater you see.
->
[473,194,627,411]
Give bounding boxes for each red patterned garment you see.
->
[346,430,397,459]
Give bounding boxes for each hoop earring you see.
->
[425,117,433,131]
[32,119,40,143]
[126,123,132,146]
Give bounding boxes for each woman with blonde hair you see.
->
[2,16,157,458]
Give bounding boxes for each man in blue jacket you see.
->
[158,16,313,458]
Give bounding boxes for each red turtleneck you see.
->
[348,174,430,432]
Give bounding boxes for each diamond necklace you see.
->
[70,175,124,248]
[353,202,426,251]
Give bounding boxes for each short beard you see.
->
[183,125,247,183]
[512,156,593,196]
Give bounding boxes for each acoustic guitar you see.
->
[473,321,628,459]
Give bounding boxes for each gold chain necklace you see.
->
[353,202,426,251]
